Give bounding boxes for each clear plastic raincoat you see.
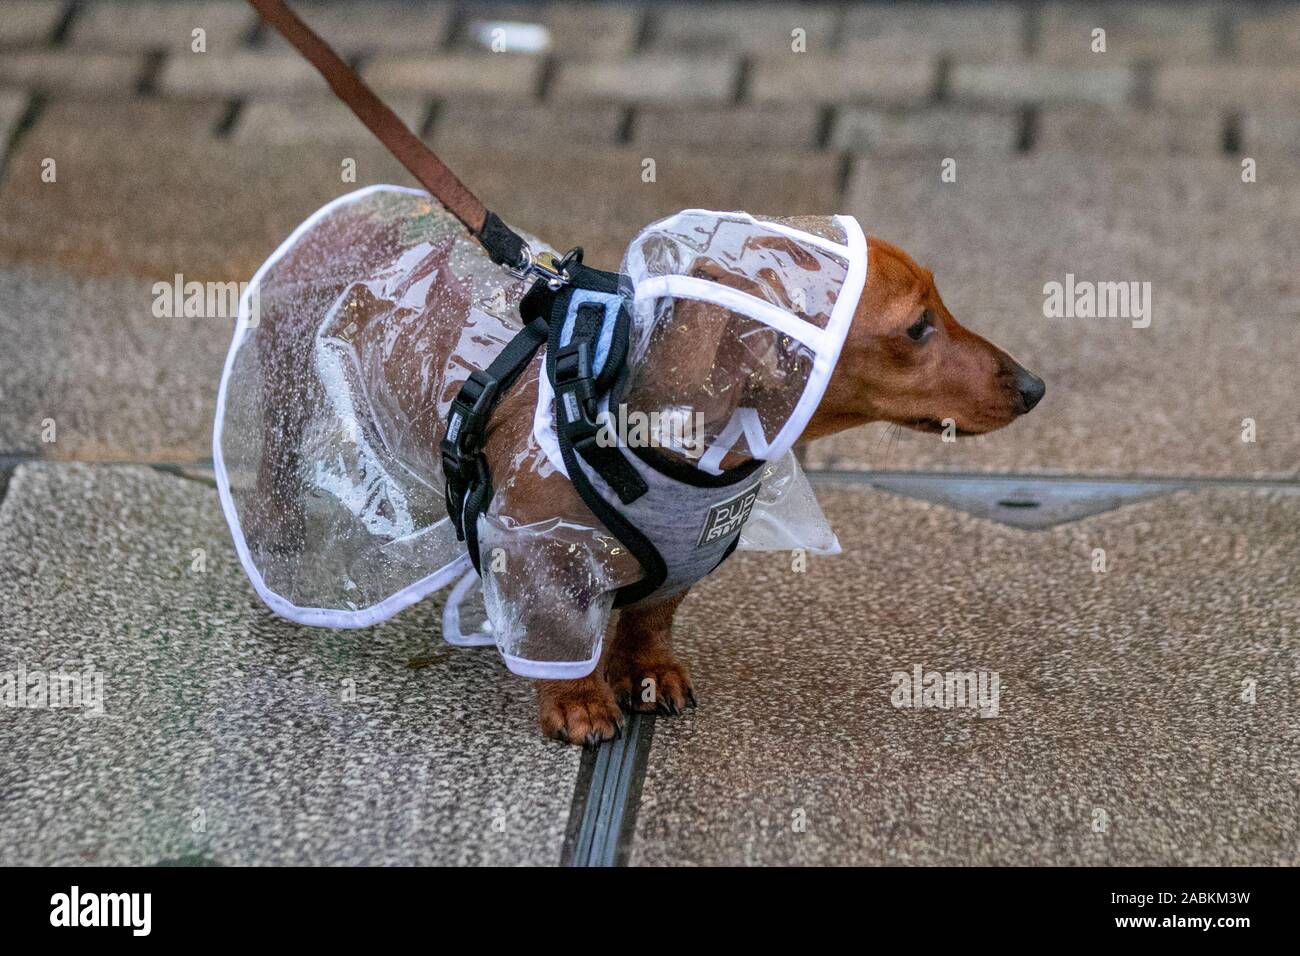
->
[215,187,865,677]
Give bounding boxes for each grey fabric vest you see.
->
[574,441,762,602]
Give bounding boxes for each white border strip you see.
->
[749,213,868,465]
[633,275,831,351]
[441,564,496,646]
[501,648,602,680]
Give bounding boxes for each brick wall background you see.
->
[6,2,1300,154]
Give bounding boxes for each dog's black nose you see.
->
[1016,370,1046,412]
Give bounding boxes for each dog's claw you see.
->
[537,680,625,746]
[608,659,694,717]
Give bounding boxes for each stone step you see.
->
[0,462,581,865]
[0,264,231,460]
[631,482,1300,865]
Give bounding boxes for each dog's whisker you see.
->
[881,422,902,465]
[872,421,895,462]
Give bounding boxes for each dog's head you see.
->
[810,237,1044,440]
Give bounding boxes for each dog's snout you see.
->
[1015,369,1046,413]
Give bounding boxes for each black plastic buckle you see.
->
[447,369,498,452]
[440,443,490,541]
[554,340,591,388]
[568,420,604,456]
[554,340,599,437]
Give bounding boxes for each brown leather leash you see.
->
[245,0,545,276]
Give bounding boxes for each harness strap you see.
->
[542,289,668,606]
[550,296,647,505]
[245,0,528,270]
[441,316,550,572]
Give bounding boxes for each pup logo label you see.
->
[697,483,761,547]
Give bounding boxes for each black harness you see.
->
[440,251,673,606]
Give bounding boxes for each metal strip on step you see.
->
[806,469,1300,530]
[561,713,655,867]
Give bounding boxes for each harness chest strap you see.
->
[440,261,651,577]
[440,315,549,573]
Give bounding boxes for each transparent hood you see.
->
[620,210,867,473]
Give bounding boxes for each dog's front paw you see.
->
[607,651,696,716]
[536,675,626,747]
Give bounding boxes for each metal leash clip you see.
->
[509,246,583,290]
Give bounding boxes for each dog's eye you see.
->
[906,311,934,342]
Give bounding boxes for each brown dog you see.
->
[238,209,1040,746]
[491,237,1043,744]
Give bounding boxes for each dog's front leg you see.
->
[476,518,625,745]
[606,591,697,716]
[534,589,698,740]
[496,589,626,746]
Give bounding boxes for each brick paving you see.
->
[0,1,1291,158]
[552,54,738,102]
[832,105,1017,153]
[1154,64,1300,110]
[0,51,147,94]
[430,99,626,146]
[650,2,841,54]
[843,2,1025,60]
[68,0,258,52]
[634,102,821,149]
[0,0,67,46]
[234,94,428,143]
[450,1,644,58]
[0,91,30,144]
[1036,1,1222,63]
[950,60,1135,106]
[363,52,544,98]
[259,0,454,54]
[1035,106,1222,155]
